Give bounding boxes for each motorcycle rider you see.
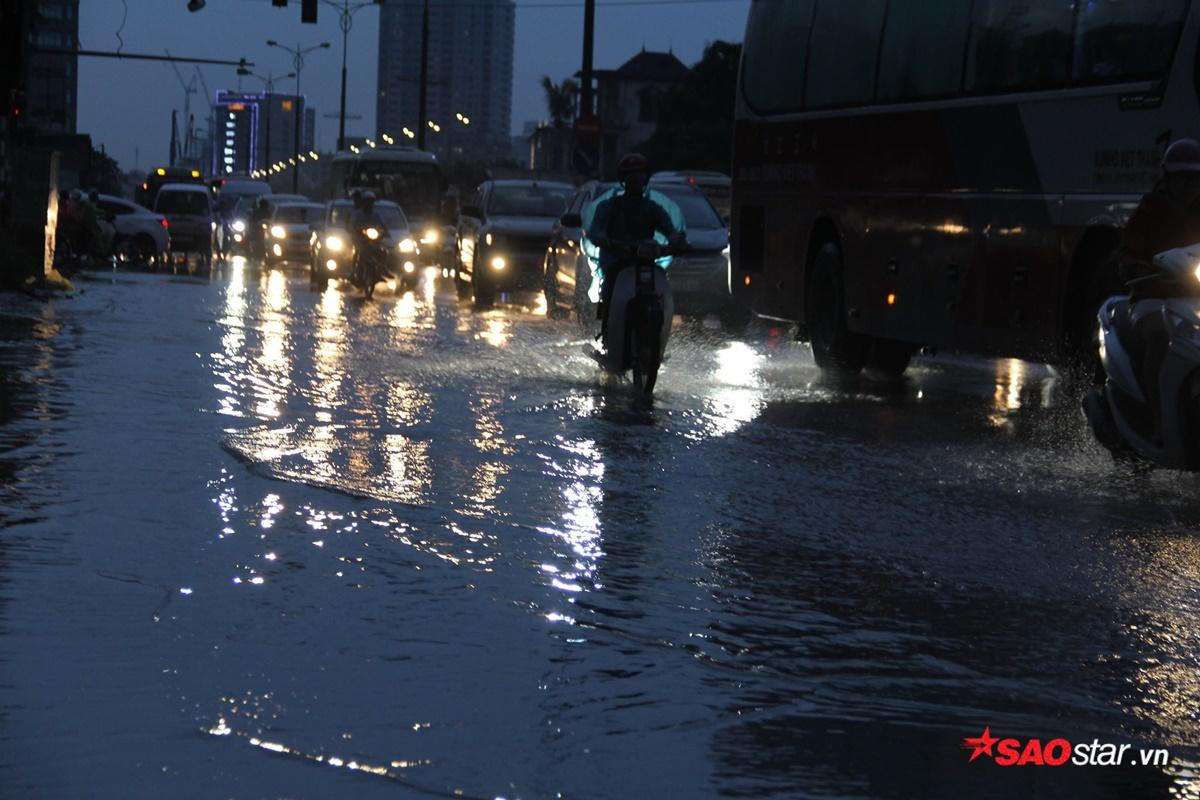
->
[1119,138,1200,284]
[585,153,684,339]
[350,190,386,285]
[250,197,272,260]
[1096,139,1200,441]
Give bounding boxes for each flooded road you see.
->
[3,262,1200,798]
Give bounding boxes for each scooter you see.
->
[1083,242,1200,469]
[354,225,391,300]
[589,239,683,395]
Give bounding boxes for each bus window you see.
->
[965,1,1074,93]
[740,0,815,113]
[1072,0,1188,84]
[876,0,972,101]
[803,1,887,109]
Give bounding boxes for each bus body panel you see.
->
[733,0,1200,364]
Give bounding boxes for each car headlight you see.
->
[490,256,506,271]
[421,228,439,245]
[270,225,287,239]
[364,227,381,241]
[325,234,345,253]
[403,261,415,273]
[398,237,416,254]
[232,220,246,233]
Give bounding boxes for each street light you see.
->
[242,70,294,176]
[323,1,382,152]
[267,39,331,193]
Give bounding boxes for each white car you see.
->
[96,194,170,265]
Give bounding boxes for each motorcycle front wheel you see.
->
[629,298,663,395]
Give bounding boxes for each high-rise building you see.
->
[23,0,79,134]
[212,90,315,176]
[376,0,514,161]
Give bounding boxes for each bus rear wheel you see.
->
[866,338,913,380]
[806,242,868,375]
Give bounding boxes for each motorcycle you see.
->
[589,238,685,396]
[354,225,391,299]
[1083,242,1200,469]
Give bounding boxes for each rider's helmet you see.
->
[1162,139,1200,174]
[256,197,269,209]
[617,152,650,178]
[361,190,376,209]
[350,188,363,208]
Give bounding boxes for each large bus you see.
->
[731,0,1196,376]
[326,147,448,264]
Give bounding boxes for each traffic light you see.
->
[302,0,317,23]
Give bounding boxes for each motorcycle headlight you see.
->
[365,227,380,241]
[232,220,246,233]
[398,237,416,254]
[421,228,439,245]
[270,225,287,239]
[325,234,345,253]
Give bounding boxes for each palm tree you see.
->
[540,76,579,128]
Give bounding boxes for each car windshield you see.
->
[156,191,209,215]
[487,185,571,217]
[217,182,271,214]
[274,205,323,224]
[657,187,723,229]
[328,204,407,230]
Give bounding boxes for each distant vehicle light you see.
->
[485,232,493,246]
[398,237,416,254]
[272,244,283,257]
[325,234,345,252]
[403,261,416,273]
[325,259,338,271]
[490,256,506,271]
[887,292,897,306]
[211,221,217,231]
[421,228,440,245]
[744,274,751,286]
[232,220,246,233]
[191,170,201,178]
[156,168,166,176]
[364,227,381,241]
[159,218,169,229]
[270,225,287,239]
[233,233,243,243]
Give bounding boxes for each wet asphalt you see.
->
[2,260,1200,799]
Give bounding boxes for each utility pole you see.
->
[417,0,429,150]
[581,0,595,117]
[267,40,330,192]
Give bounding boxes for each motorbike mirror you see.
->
[560,212,582,228]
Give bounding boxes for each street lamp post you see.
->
[267,39,330,193]
[323,1,379,153]
[244,71,294,175]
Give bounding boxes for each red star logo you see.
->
[962,727,999,762]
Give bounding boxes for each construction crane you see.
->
[165,50,199,165]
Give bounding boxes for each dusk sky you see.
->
[77,0,750,173]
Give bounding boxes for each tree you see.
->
[540,76,579,128]
[637,41,741,173]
